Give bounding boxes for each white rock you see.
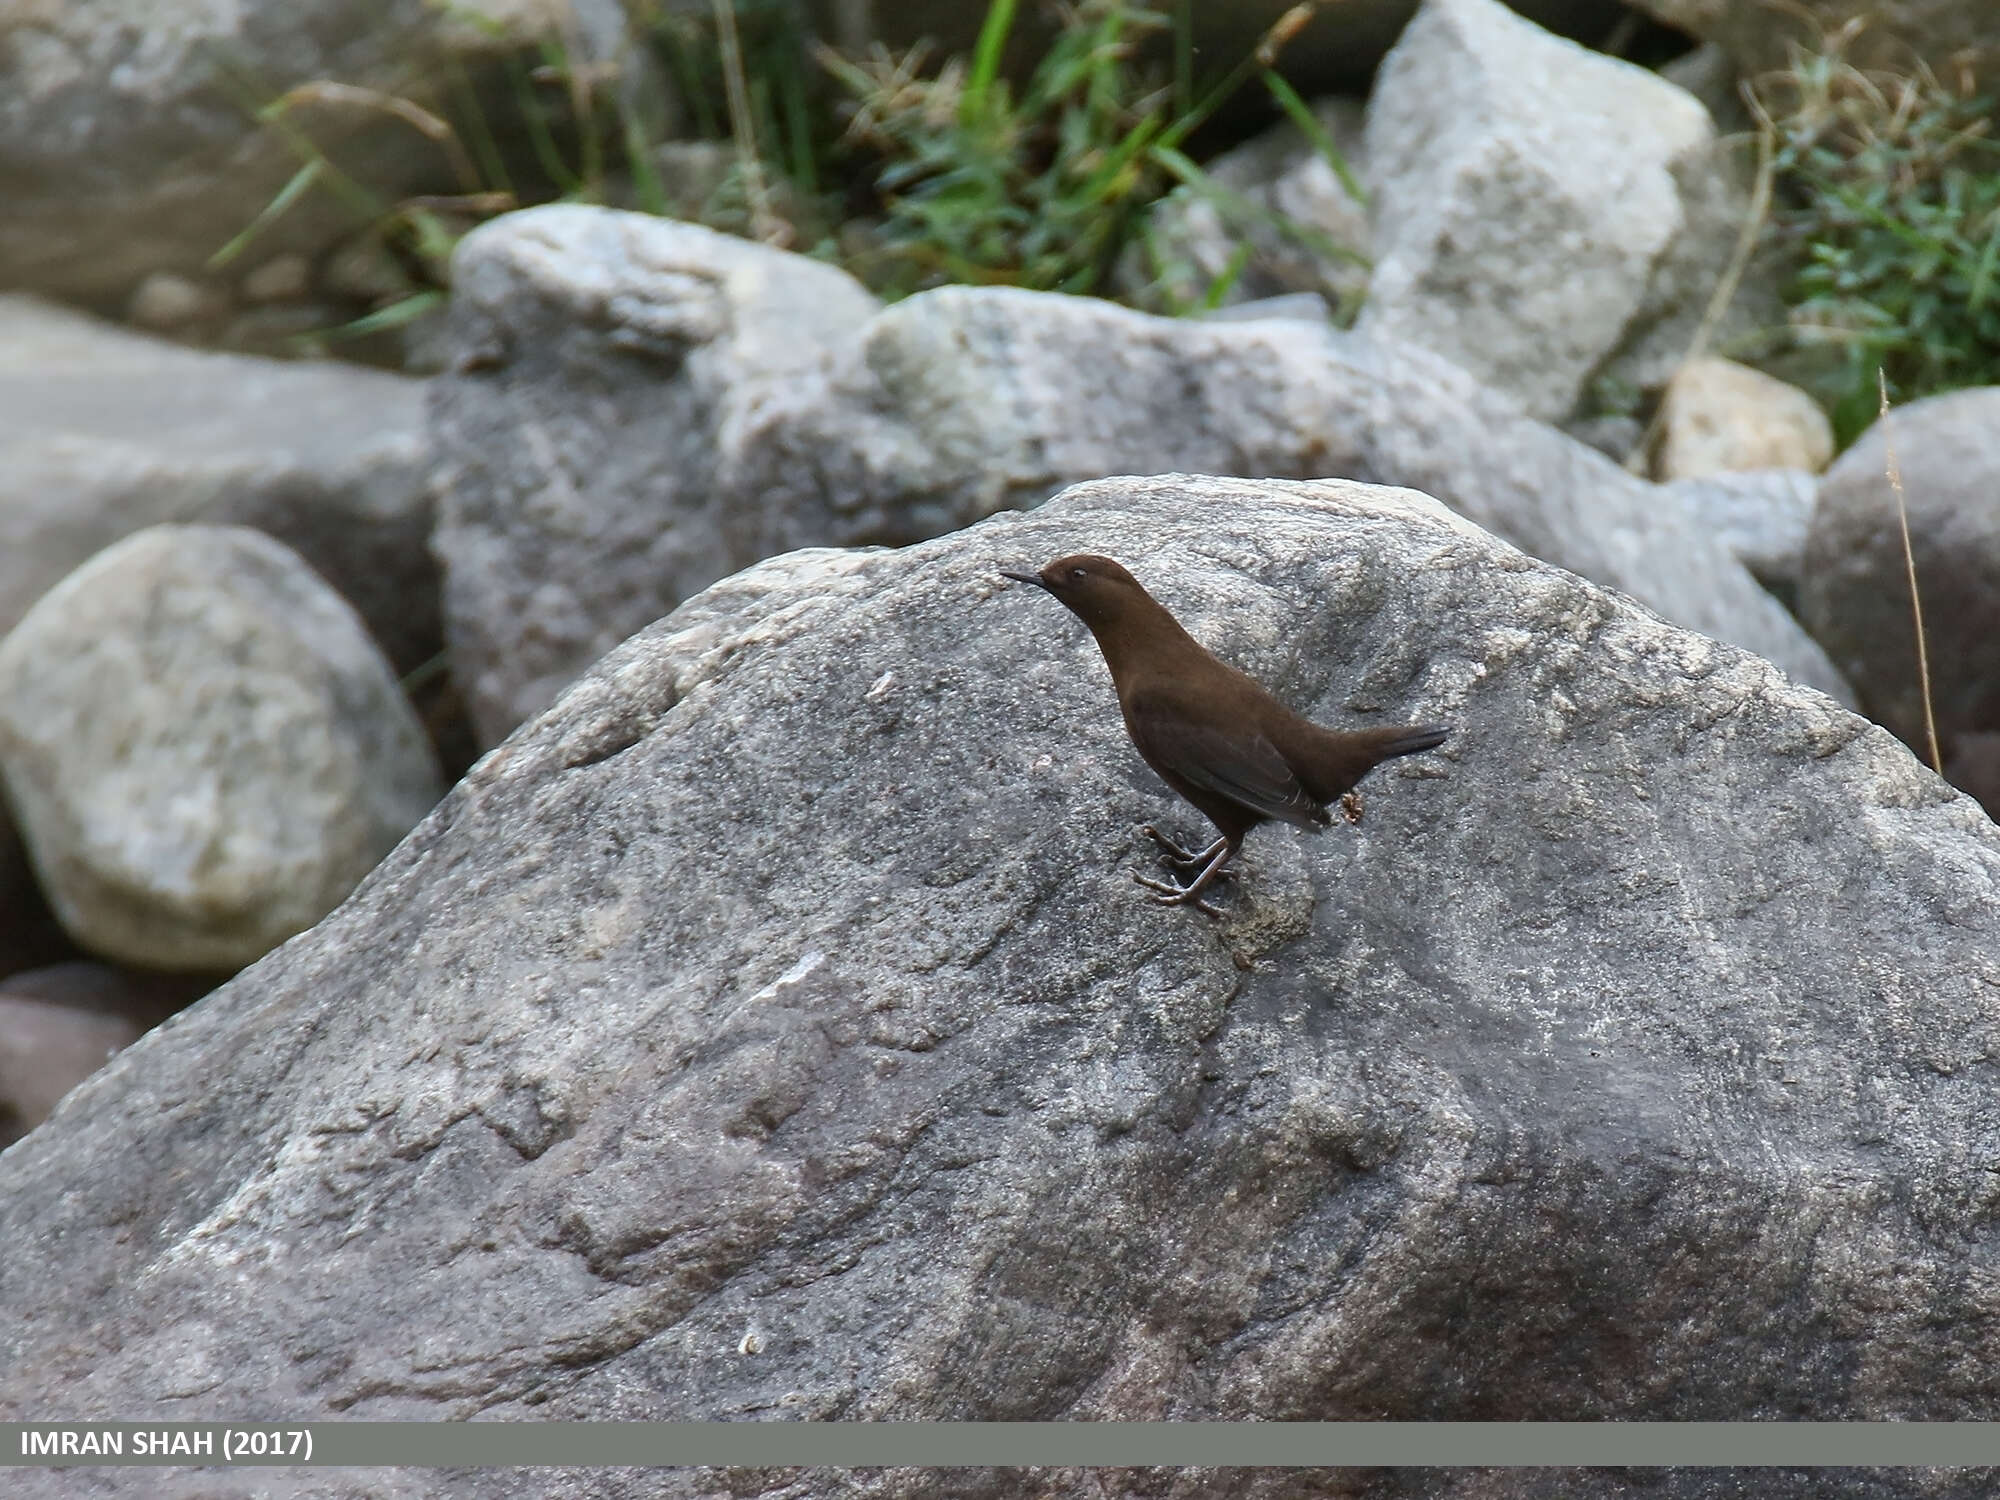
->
[0,526,444,970]
[1360,0,1723,420]
[239,253,313,305]
[1654,357,1835,479]
[125,271,229,332]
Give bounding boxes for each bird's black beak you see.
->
[999,569,1049,591]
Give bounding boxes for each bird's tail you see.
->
[1372,724,1449,761]
[1298,722,1449,807]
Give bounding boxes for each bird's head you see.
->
[999,554,1152,631]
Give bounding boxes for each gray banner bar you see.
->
[6,1423,2000,1469]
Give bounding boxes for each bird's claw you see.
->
[1142,825,1228,874]
[1132,871,1226,919]
[1141,824,1202,865]
[1339,791,1364,825]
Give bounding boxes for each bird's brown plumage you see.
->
[1002,553,1448,915]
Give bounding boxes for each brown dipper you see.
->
[1001,554,1448,917]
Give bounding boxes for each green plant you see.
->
[817,0,1342,301]
[1753,33,2000,445]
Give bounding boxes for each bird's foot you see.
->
[1132,871,1226,919]
[1339,791,1364,825]
[1142,825,1227,870]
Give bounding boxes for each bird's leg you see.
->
[1339,791,1364,825]
[1133,837,1238,919]
[1142,825,1226,870]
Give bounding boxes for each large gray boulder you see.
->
[1,476,1994,1500]
[0,296,438,674]
[0,525,444,970]
[1799,386,2000,819]
[432,209,882,744]
[1360,0,1759,422]
[432,204,1845,744]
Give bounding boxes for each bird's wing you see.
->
[1127,700,1324,830]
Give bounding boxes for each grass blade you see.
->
[1261,67,1364,205]
[963,0,1020,126]
[208,159,325,269]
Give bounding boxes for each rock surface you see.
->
[0,0,651,309]
[1659,468,1815,601]
[1653,357,1833,480]
[1,477,1995,1500]
[433,204,1846,744]
[0,525,444,970]
[0,296,439,674]
[1799,386,2000,818]
[1359,0,1745,422]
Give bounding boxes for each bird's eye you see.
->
[1070,566,1088,580]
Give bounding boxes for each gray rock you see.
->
[0,296,439,675]
[124,271,231,335]
[431,205,1847,744]
[0,0,657,308]
[1659,467,1816,599]
[1196,292,1336,325]
[1359,0,1757,421]
[431,210,884,744]
[238,253,314,306]
[0,476,1992,1494]
[1799,386,2000,819]
[0,525,444,971]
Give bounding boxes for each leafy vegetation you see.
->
[1753,34,2000,445]
[816,0,1341,302]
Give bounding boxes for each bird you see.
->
[1000,554,1448,917]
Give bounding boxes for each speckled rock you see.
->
[1360,0,1765,421]
[0,477,1993,1500]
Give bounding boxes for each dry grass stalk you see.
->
[1876,366,1943,775]
[710,0,789,246]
